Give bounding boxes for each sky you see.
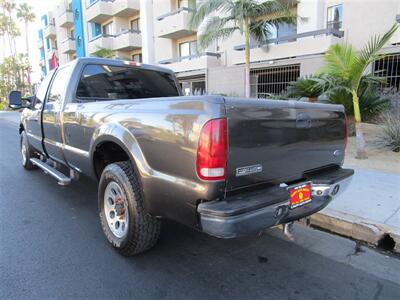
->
[0,0,57,83]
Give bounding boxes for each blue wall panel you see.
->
[72,0,86,57]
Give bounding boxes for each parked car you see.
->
[9,57,353,256]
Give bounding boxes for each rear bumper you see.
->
[197,168,354,238]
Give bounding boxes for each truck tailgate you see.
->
[224,98,346,191]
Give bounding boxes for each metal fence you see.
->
[250,64,300,98]
[373,53,400,101]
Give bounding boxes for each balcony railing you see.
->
[88,30,141,53]
[158,52,221,73]
[159,52,220,64]
[60,38,76,54]
[58,9,74,28]
[231,28,344,65]
[87,0,139,22]
[156,7,195,39]
[234,28,344,51]
[44,23,56,38]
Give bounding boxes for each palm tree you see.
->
[17,3,35,56]
[319,23,399,159]
[190,0,296,98]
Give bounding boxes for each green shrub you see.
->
[376,106,400,152]
[327,79,390,121]
[0,101,7,111]
[286,76,326,100]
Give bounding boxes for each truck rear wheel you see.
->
[98,161,160,256]
[20,131,36,170]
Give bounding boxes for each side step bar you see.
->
[30,158,72,186]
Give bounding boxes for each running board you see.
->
[30,158,72,186]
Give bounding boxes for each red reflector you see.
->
[196,118,227,181]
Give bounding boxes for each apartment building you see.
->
[36,0,400,97]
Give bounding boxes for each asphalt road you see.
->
[1,112,400,300]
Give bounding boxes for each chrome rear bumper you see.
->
[198,168,354,238]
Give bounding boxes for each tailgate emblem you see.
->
[236,164,263,177]
[296,113,312,128]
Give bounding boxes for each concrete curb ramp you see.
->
[310,208,400,254]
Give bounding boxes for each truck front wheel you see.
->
[98,161,161,256]
[20,131,36,170]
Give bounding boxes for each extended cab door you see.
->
[25,71,55,151]
[42,65,72,163]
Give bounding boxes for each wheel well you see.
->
[93,142,130,179]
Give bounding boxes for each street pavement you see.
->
[1,112,400,299]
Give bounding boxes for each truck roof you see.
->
[72,57,175,75]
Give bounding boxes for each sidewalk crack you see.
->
[384,206,400,224]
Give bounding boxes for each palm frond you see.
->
[249,0,295,22]
[198,27,237,49]
[318,43,356,81]
[189,0,232,30]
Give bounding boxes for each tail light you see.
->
[196,118,227,181]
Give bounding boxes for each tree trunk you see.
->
[244,19,251,98]
[24,21,31,88]
[352,90,368,159]
[308,96,318,103]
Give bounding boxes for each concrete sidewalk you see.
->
[311,168,400,253]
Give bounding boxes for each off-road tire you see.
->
[98,161,161,256]
[20,131,36,170]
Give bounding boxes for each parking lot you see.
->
[1,113,400,299]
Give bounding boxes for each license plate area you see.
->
[288,182,312,209]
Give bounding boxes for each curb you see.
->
[310,208,400,253]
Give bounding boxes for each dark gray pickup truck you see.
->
[9,57,353,256]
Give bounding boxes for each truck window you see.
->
[76,64,179,100]
[34,70,55,109]
[47,65,72,104]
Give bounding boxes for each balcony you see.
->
[44,24,56,38]
[232,28,344,65]
[156,7,195,39]
[58,10,74,28]
[88,34,114,54]
[60,38,76,54]
[113,0,140,17]
[159,52,221,73]
[113,30,141,51]
[86,0,113,23]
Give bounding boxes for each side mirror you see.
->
[8,91,22,109]
[8,91,32,110]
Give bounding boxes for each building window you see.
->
[178,0,196,9]
[132,53,142,63]
[374,53,400,95]
[91,22,101,38]
[327,4,343,30]
[130,18,140,31]
[70,29,74,39]
[179,40,197,59]
[102,21,113,36]
[180,78,206,96]
[46,38,50,50]
[250,64,300,97]
[40,48,45,59]
[269,23,297,43]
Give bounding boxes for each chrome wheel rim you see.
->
[21,140,27,165]
[104,181,129,238]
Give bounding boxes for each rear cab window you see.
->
[76,64,180,101]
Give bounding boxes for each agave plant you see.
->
[318,23,399,159]
[286,76,327,102]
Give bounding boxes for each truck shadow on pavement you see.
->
[27,173,395,299]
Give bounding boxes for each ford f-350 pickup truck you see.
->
[9,57,353,256]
